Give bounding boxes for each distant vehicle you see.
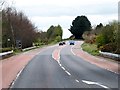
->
[59,42,63,46]
[69,40,75,45]
[62,41,66,45]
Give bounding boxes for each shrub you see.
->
[81,43,99,56]
[100,43,117,53]
[0,48,12,52]
[96,34,106,48]
[82,31,96,44]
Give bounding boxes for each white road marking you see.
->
[65,71,71,76]
[82,80,109,89]
[71,45,76,55]
[105,68,118,74]
[59,63,62,67]
[52,51,55,60]
[10,66,25,88]
[75,79,80,83]
[71,41,118,74]
[58,60,60,64]
[61,66,65,70]
[52,47,62,61]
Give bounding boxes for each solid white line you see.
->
[58,49,60,60]
[10,66,25,88]
[71,45,76,55]
[52,51,55,60]
[65,71,71,76]
[82,80,109,89]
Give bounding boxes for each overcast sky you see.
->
[8,0,118,38]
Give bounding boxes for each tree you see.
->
[2,7,37,49]
[47,25,63,43]
[69,16,91,39]
[96,23,103,30]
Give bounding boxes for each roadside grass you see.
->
[81,43,100,56]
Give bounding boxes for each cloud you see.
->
[13,0,118,17]
[11,0,118,38]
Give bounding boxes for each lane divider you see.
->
[65,71,71,76]
[75,79,80,83]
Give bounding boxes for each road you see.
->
[10,41,119,89]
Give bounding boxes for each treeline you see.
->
[2,7,37,49]
[2,7,63,51]
[83,21,120,54]
[34,25,63,46]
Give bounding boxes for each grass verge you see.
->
[81,43,99,56]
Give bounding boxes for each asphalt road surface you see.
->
[10,42,119,89]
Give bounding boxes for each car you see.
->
[62,41,66,45]
[69,40,75,45]
[59,42,63,46]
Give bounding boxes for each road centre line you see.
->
[65,71,71,76]
[61,66,65,70]
[75,79,80,83]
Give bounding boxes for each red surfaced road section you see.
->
[52,49,60,61]
[72,41,119,74]
[0,46,52,89]
[52,46,65,61]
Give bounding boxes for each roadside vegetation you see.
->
[1,5,63,53]
[82,21,120,55]
[81,43,99,56]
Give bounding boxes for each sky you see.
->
[7,0,118,39]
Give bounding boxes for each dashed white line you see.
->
[57,60,60,64]
[59,63,62,67]
[65,71,71,76]
[75,79,80,83]
[105,68,118,74]
[61,66,65,70]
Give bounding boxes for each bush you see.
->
[0,48,12,52]
[82,31,96,44]
[55,36,61,42]
[81,43,99,56]
[96,34,106,48]
[100,43,116,53]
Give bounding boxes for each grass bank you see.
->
[81,43,99,56]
